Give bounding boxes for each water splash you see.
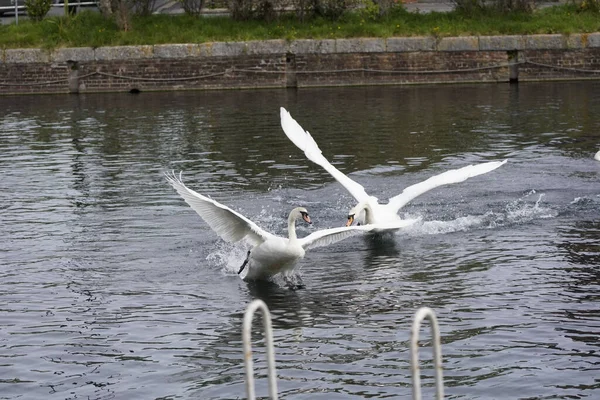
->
[570,195,600,206]
[403,190,556,236]
[504,190,555,223]
[205,241,249,276]
[411,214,488,235]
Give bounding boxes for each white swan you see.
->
[165,172,413,281]
[595,150,600,161]
[280,107,507,232]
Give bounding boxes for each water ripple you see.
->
[1,84,600,399]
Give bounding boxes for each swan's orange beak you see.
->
[346,215,354,227]
[302,214,312,224]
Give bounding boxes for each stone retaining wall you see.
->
[1,33,600,95]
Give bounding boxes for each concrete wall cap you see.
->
[437,36,479,51]
[51,47,95,63]
[522,34,564,50]
[5,48,50,64]
[564,34,585,49]
[387,36,436,52]
[245,40,288,55]
[154,44,212,58]
[586,33,600,48]
[95,45,154,61]
[479,35,524,51]
[336,38,386,53]
[210,41,249,57]
[289,39,336,54]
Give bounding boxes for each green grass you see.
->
[0,5,599,50]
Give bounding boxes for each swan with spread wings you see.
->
[280,107,507,233]
[165,172,417,281]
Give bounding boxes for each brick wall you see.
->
[1,34,600,95]
[519,49,600,81]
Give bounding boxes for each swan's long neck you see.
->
[287,213,298,242]
[358,201,373,224]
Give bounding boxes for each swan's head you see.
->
[346,203,367,227]
[291,207,312,225]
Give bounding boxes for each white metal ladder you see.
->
[410,306,444,400]
[242,300,444,400]
[242,299,278,400]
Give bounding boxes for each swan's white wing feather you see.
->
[298,225,374,250]
[165,171,274,246]
[387,160,507,212]
[280,107,372,203]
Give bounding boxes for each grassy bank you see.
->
[1,5,599,50]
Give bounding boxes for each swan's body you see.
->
[280,107,507,232]
[165,172,407,281]
[595,150,600,161]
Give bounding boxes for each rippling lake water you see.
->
[1,83,599,400]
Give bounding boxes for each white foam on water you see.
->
[401,190,556,237]
[570,195,600,206]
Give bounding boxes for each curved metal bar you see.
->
[410,307,444,400]
[242,299,278,400]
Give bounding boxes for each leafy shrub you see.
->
[452,0,485,16]
[493,0,536,13]
[179,0,207,16]
[357,0,380,20]
[25,0,53,22]
[229,0,280,20]
[314,0,353,19]
[131,0,158,16]
[292,0,357,20]
[574,0,600,12]
[453,0,535,15]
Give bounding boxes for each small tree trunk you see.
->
[98,0,113,15]
[98,0,131,31]
[115,0,131,31]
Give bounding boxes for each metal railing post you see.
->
[242,299,278,400]
[410,307,444,400]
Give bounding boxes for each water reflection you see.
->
[246,280,305,329]
[362,233,401,259]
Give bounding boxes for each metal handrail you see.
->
[242,299,278,400]
[410,307,444,400]
[50,1,99,6]
[0,1,97,11]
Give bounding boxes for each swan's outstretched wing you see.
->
[280,107,372,203]
[386,160,507,212]
[298,225,376,250]
[165,171,275,246]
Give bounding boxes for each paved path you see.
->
[155,0,561,15]
[154,1,456,15]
